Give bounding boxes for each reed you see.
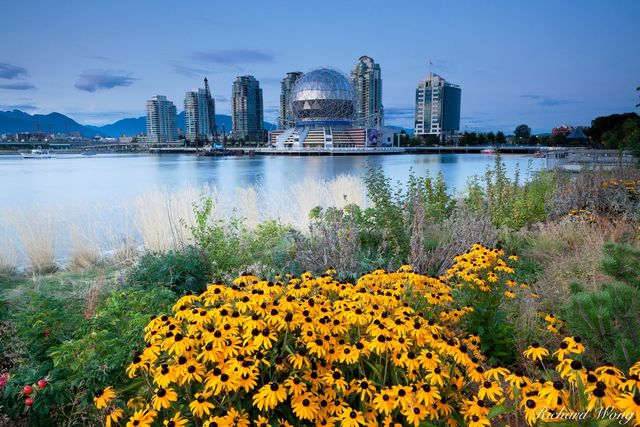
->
[6,208,57,274]
[0,176,369,273]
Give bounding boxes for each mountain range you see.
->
[0,110,277,138]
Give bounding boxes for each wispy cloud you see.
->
[172,63,213,77]
[0,103,37,111]
[519,94,578,107]
[74,69,136,92]
[191,49,274,65]
[0,62,28,79]
[385,106,415,120]
[0,82,36,90]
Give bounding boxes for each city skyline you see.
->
[0,1,638,133]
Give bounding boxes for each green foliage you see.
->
[0,273,174,425]
[563,282,640,370]
[588,112,638,146]
[245,220,298,275]
[189,197,249,280]
[464,156,556,229]
[514,124,531,142]
[126,245,209,294]
[601,242,640,289]
[455,285,517,367]
[363,166,410,264]
[49,286,174,395]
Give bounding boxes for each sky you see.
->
[0,0,638,133]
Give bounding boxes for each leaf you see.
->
[487,403,510,419]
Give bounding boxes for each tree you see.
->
[486,131,496,144]
[587,112,638,145]
[460,132,477,145]
[495,131,506,145]
[514,124,531,143]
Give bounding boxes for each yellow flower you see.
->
[105,407,124,427]
[94,386,116,409]
[338,407,365,427]
[189,393,214,418]
[523,342,549,362]
[163,411,188,427]
[151,387,178,410]
[252,382,287,411]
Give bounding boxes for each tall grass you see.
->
[0,175,369,272]
[6,208,57,274]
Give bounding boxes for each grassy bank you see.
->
[1,157,639,425]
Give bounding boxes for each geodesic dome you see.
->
[290,68,355,124]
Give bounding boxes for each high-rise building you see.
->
[351,56,384,128]
[414,73,461,142]
[279,71,302,129]
[232,75,264,141]
[146,95,177,143]
[204,78,217,137]
[184,78,216,143]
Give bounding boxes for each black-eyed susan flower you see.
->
[105,406,124,427]
[151,387,177,410]
[252,382,287,411]
[189,393,214,418]
[94,386,116,409]
[163,411,188,427]
[523,342,549,362]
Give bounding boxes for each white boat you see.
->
[21,149,52,159]
[481,148,497,154]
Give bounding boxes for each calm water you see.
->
[0,153,544,209]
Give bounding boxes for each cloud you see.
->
[0,62,28,79]
[0,103,37,111]
[74,69,136,92]
[191,49,274,65]
[0,82,36,90]
[519,94,578,107]
[172,62,214,77]
[385,106,415,120]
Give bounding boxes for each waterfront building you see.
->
[231,75,265,141]
[351,56,384,128]
[146,95,177,144]
[279,71,303,129]
[269,68,394,148]
[184,78,216,144]
[414,73,461,142]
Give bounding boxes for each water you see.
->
[0,153,544,265]
[0,153,544,209]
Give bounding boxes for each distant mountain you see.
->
[0,109,276,137]
[0,110,103,137]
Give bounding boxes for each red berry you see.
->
[25,397,33,406]
[22,385,33,395]
[37,379,47,388]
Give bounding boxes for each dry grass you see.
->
[0,176,369,273]
[520,217,637,307]
[5,208,57,274]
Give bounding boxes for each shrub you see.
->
[0,285,175,425]
[294,204,383,278]
[601,242,640,289]
[563,282,640,369]
[548,169,640,220]
[126,246,209,294]
[99,245,640,427]
[188,197,251,281]
[464,156,556,229]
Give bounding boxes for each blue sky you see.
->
[0,0,638,133]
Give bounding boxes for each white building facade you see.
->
[146,95,178,144]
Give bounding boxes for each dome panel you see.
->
[290,68,355,123]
